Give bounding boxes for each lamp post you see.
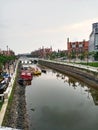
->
[87,52,89,65]
[6,45,8,55]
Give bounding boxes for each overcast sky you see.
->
[0,0,98,54]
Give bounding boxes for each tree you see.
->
[49,51,57,60]
[94,52,98,61]
[0,54,16,70]
[78,53,85,61]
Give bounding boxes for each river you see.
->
[25,65,98,130]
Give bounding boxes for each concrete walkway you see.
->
[63,62,98,72]
[46,59,98,73]
[0,61,18,126]
[0,126,20,130]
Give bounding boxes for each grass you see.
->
[76,62,98,67]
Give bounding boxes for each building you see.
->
[31,47,52,58]
[67,38,89,58]
[0,49,15,56]
[89,22,98,52]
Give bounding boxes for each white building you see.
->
[89,22,98,52]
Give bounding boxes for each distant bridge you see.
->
[19,57,39,64]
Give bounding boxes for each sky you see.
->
[0,0,98,54]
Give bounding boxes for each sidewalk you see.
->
[0,126,20,130]
[50,59,98,73]
[63,62,98,72]
[0,61,18,126]
[0,101,8,125]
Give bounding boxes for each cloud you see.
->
[5,17,98,45]
[43,18,98,32]
[39,18,98,41]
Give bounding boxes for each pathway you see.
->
[0,61,18,126]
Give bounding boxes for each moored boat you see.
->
[31,66,41,75]
[21,64,41,76]
[41,69,46,73]
[18,78,25,85]
[20,71,33,80]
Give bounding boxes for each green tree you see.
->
[94,52,98,61]
[49,51,57,60]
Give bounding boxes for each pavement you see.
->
[0,126,20,130]
[0,61,18,126]
[63,62,98,72]
[49,59,98,73]
[0,101,8,126]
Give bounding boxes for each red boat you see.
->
[20,71,32,80]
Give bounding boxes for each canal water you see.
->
[25,66,98,130]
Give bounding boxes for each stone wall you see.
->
[38,60,98,88]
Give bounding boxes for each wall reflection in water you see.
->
[56,72,98,105]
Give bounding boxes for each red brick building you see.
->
[31,47,52,58]
[67,38,89,58]
[0,49,15,56]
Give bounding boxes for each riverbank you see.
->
[38,59,98,88]
[1,63,29,130]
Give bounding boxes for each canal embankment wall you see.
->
[38,59,98,88]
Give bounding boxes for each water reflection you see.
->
[26,67,98,130]
[40,105,90,130]
[56,72,98,105]
[56,72,87,88]
[90,88,98,105]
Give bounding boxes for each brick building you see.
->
[31,47,52,58]
[67,38,89,58]
[0,49,15,56]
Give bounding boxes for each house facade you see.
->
[31,47,52,58]
[67,38,89,58]
[0,49,15,56]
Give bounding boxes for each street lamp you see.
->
[87,52,89,65]
[6,45,8,55]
